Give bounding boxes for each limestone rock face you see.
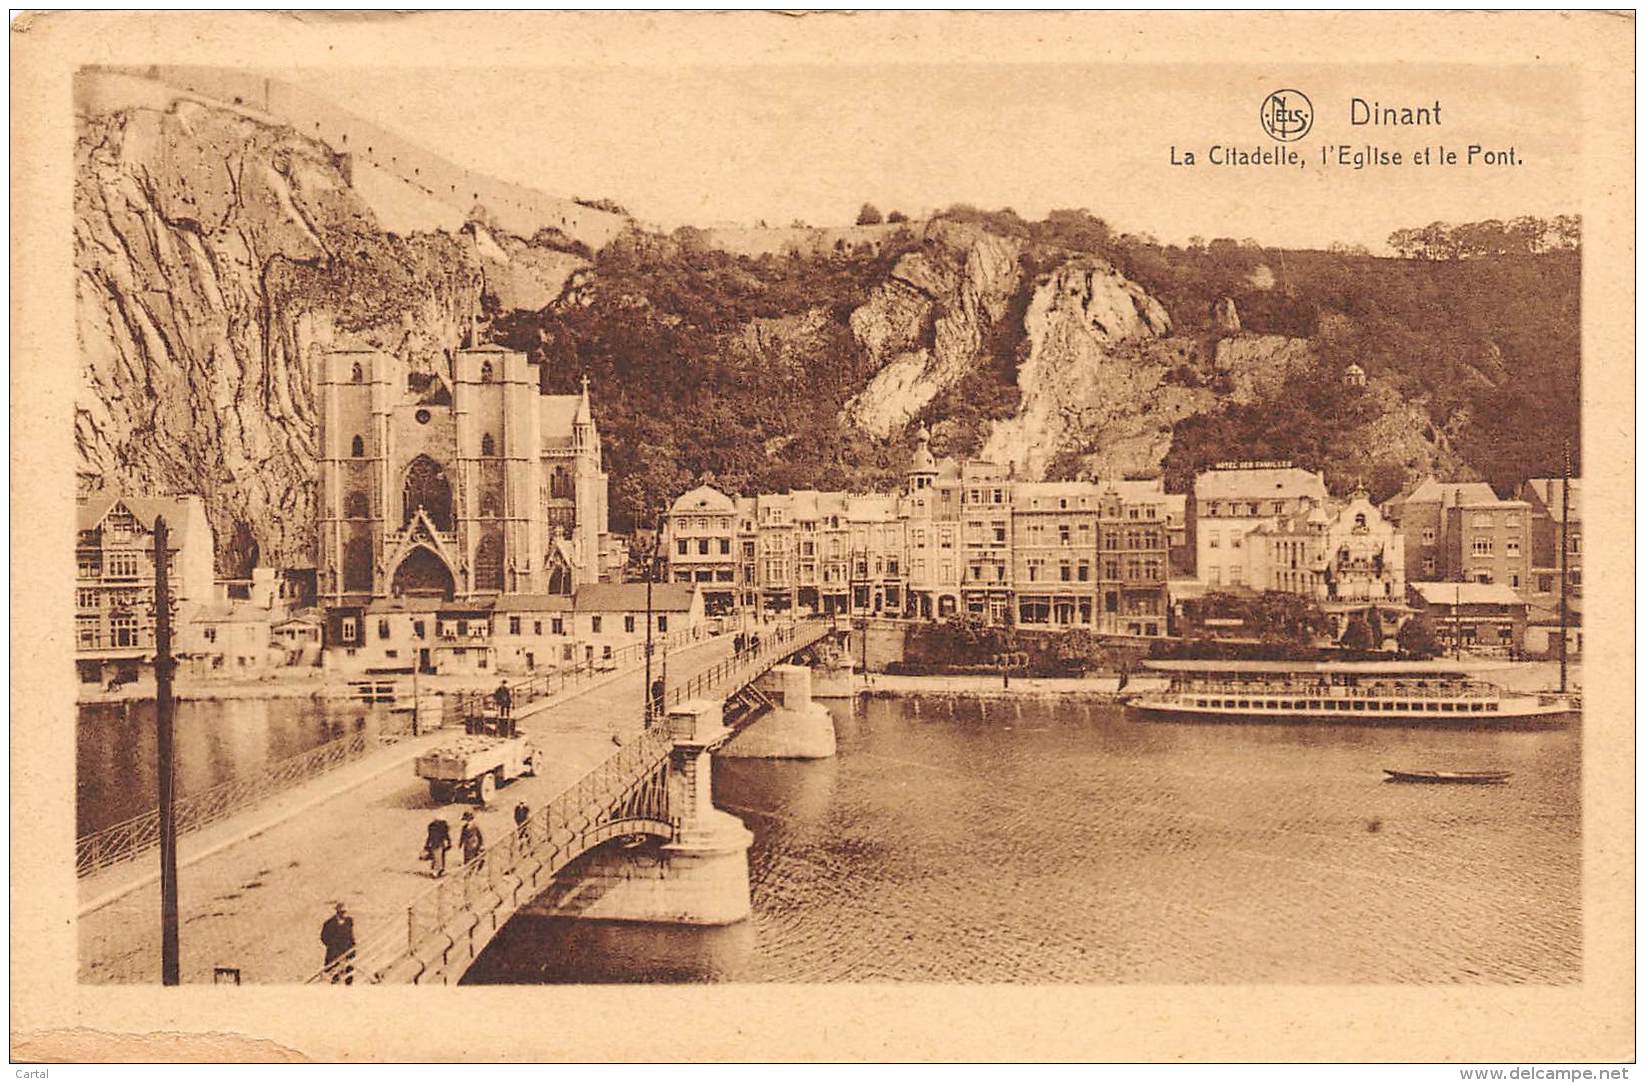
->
[468,222,591,313]
[1210,296,1242,335]
[979,259,1193,480]
[842,222,1025,436]
[1212,333,1316,403]
[75,91,484,572]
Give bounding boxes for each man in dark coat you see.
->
[513,800,532,846]
[320,902,355,984]
[423,816,451,878]
[460,810,485,868]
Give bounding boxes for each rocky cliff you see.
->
[75,78,484,572]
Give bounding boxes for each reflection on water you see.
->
[470,696,1581,984]
[77,698,394,834]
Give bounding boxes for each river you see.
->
[464,694,1580,984]
[76,698,398,835]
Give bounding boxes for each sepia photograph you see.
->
[11,9,1635,1065]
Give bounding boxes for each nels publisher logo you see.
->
[1260,89,1314,142]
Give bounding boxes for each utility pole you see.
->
[645,508,657,727]
[1453,581,1462,661]
[1558,443,1571,694]
[153,516,180,985]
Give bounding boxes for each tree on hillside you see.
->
[887,210,909,223]
[856,203,884,226]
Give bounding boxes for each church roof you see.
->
[539,394,582,436]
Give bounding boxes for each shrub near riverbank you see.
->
[894,616,1151,678]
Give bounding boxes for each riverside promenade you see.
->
[79,634,738,984]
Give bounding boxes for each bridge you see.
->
[79,619,837,985]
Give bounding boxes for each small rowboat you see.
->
[1383,769,1512,784]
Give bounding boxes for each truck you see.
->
[415,714,540,805]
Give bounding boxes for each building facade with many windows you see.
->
[660,436,1171,637]
[1188,463,1330,587]
[75,494,216,685]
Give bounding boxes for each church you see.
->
[316,344,609,609]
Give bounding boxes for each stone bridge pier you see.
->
[531,700,753,926]
[720,664,838,760]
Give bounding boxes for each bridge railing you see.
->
[444,625,707,725]
[663,621,828,709]
[310,725,679,984]
[75,730,372,878]
[306,618,834,983]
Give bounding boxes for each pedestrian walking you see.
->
[423,816,452,878]
[514,800,532,846]
[460,810,485,868]
[493,680,513,718]
[320,902,355,984]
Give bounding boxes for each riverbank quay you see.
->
[79,634,741,983]
[861,674,1168,699]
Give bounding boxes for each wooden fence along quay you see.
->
[74,627,710,879]
[308,621,828,985]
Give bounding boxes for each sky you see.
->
[285,62,1580,251]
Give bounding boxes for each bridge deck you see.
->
[78,634,748,984]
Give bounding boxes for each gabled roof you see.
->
[1408,581,1526,607]
[491,594,575,613]
[574,583,697,613]
[189,602,273,624]
[77,494,203,534]
[1192,467,1328,503]
[847,494,899,521]
[1523,478,1581,522]
[671,485,735,514]
[1099,478,1168,502]
[1397,478,1500,506]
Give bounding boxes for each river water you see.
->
[76,698,396,835]
[465,695,1580,984]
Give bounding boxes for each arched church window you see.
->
[479,492,501,518]
[481,433,496,457]
[402,455,454,532]
[473,533,505,593]
[350,362,363,383]
[351,435,365,458]
[343,537,373,593]
[345,491,369,519]
[480,360,494,383]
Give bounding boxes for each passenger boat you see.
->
[1383,769,1512,784]
[1128,660,1572,723]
